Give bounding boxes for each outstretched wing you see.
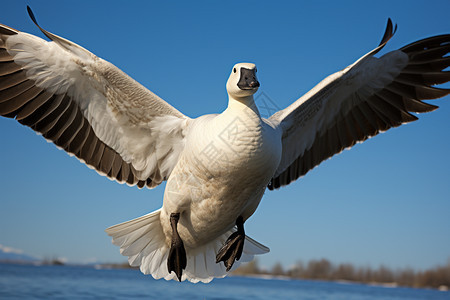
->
[268,19,450,190]
[0,8,191,189]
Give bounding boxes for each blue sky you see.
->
[0,0,449,271]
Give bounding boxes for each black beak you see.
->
[248,80,260,88]
[237,68,260,90]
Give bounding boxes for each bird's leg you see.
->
[216,216,245,271]
[167,213,187,281]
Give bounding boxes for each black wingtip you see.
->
[27,6,39,27]
[378,18,397,47]
[26,6,55,42]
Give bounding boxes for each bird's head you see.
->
[226,63,260,98]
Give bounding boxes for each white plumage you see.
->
[0,9,449,283]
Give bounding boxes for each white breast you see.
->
[189,106,281,178]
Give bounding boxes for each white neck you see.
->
[226,94,260,117]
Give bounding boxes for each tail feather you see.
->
[115,226,151,251]
[242,235,270,255]
[128,240,159,267]
[105,210,270,283]
[106,209,161,239]
[120,228,155,256]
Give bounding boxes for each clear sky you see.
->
[0,0,449,271]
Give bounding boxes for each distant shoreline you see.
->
[228,273,449,292]
[230,258,450,291]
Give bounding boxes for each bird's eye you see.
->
[255,68,257,73]
[233,68,236,73]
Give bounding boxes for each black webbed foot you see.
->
[216,216,245,271]
[167,213,187,281]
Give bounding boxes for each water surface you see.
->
[0,263,447,299]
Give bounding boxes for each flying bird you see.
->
[0,7,449,283]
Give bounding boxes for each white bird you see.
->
[0,7,449,283]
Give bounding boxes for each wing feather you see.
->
[57,109,84,149]
[268,20,450,190]
[36,95,71,134]
[46,100,78,141]
[80,129,98,163]
[100,146,116,176]
[90,142,105,171]
[110,153,123,179]
[0,70,28,90]
[16,90,53,120]
[0,61,22,76]
[120,160,130,184]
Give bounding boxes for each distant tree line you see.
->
[42,256,65,266]
[232,258,450,290]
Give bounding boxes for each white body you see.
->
[161,97,282,248]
